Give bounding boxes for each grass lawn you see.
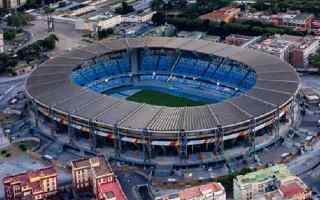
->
[127,90,206,107]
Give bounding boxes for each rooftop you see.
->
[158,182,225,200]
[236,164,292,185]
[98,180,127,200]
[3,167,57,193]
[277,34,318,50]
[71,155,113,176]
[292,13,314,22]
[279,180,306,198]
[200,6,240,22]
[249,35,295,56]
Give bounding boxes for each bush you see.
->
[19,144,27,151]
[3,30,16,41]
[165,16,305,37]
[16,34,59,62]
[115,1,135,15]
[1,150,7,155]
[7,12,31,27]
[151,12,166,25]
[0,53,18,72]
[5,153,11,157]
[97,28,114,40]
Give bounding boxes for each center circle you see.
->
[71,49,256,107]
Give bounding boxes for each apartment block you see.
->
[3,167,58,200]
[233,164,311,200]
[71,155,127,200]
[156,182,226,200]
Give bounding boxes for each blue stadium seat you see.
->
[117,57,130,73]
[158,55,175,72]
[140,54,158,72]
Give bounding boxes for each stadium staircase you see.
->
[169,53,182,73]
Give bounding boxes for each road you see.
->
[23,17,89,56]
[287,74,320,194]
[116,170,149,200]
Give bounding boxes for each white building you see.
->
[233,165,311,200]
[248,35,295,62]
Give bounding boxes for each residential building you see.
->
[248,35,295,62]
[156,182,226,200]
[311,18,320,35]
[279,178,312,200]
[249,34,319,68]
[283,13,314,32]
[3,167,58,200]
[97,180,127,200]
[283,35,319,68]
[200,6,241,23]
[224,34,260,47]
[240,11,314,32]
[233,164,311,200]
[71,155,127,200]
[0,0,27,9]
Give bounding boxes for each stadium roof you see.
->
[26,37,299,133]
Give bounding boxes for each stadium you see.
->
[25,37,299,167]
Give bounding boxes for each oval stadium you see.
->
[25,37,299,167]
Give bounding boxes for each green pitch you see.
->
[127,90,206,107]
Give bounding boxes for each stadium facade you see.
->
[25,37,299,167]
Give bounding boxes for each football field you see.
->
[127,90,206,107]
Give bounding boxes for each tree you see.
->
[115,1,135,15]
[97,28,114,40]
[17,34,59,62]
[0,53,17,72]
[310,52,320,72]
[3,30,16,41]
[25,0,41,8]
[42,34,59,50]
[44,6,55,14]
[151,12,166,25]
[7,12,30,27]
[150,0,165,11]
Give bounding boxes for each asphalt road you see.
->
[116,170,148,200]
[24,17,88,56]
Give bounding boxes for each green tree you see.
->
[150,0,165,11]
[151,12,166,25]
[44,6,55,14]
[7,13,30,27]
[3,30,16,41]
[42,34,59,50]
[310,53,320,72]
[0,53,17,72]
[115,1,135,15]
[97,28,114,40]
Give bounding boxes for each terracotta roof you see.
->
[180,186,201,199]
[98,180,127,200]
[200,6,240,21]
[280,182,305,198]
